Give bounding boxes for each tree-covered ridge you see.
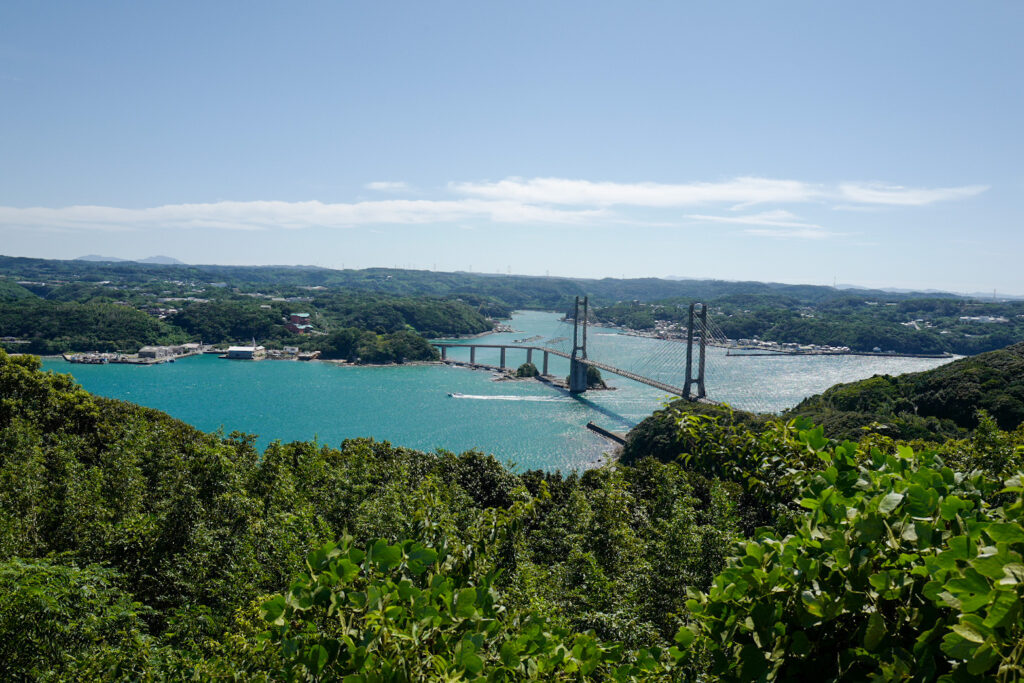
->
[0,279,490,356]
[310,292,493,337]
[0,253,973,310]
[0,278,35,301]
[8,254,1024,357]
[790,341,1024,439]
[623,340,1024,451]
[0,299,186,353]
[592,295,1024,356]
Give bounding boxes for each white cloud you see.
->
[451,176,989,209]
[365,181,411,192]
[450,176,822,207]
[0,176,988,235]
[0,199,604,232]
[838,182,989,206]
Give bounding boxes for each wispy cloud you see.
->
[450,176,822,207]
[0,175,988,234]
[838,182,989,206]
[0,199,604,232]
[686,210,821,229]
[453,176,988,208]
[686,210,837,240]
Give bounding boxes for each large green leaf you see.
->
[879,492,904,514]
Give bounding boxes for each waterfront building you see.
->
[138,345,175,359]
[226,345,266,360]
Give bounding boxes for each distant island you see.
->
[76,254,187,265]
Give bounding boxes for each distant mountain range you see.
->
[834,284,1024,301]
[77,255,186,265]
[664,276,1023,301]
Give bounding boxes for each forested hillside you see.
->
[0,279,35,301]
[593,295,1024,356]
[3,348,1024,679]
[624,341,1024,451]
[790,341,1024,440]
[5,255,1024,356]
[0,268,491,356]
[0,300,186,353]
[0,254,964,310]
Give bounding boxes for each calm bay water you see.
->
[41,311,953,471]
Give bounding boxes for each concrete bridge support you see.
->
[500,347,506,369]
[470,347,476,364]
[440,346,447,360]
[569,359,588,393]
[569,295,590,393]
[683,303,707,400]
[543,351,549,375]
[526,348,533,365]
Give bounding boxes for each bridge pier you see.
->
[569,295,590,393]
[526,348,533,365]
[683,303,707,400]
[569,359,588,393]
[430,341,694,398]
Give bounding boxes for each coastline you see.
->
[599,326,956,359]
[317,358,443,368]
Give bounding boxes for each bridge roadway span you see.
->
[432,343,688,397]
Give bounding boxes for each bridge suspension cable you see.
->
[438,299,780,414]
[571,300,776,414]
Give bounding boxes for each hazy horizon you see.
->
[6,251,1023,299]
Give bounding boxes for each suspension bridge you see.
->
[433,297,736,403]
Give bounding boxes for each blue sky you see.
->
[1,2,1021,293]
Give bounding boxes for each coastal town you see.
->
[62,311,324,364]
[64,341,323,364]
[599,319,955,358]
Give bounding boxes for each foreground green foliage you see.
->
[682,428,1024,681]
[264,531,672,681]
[0,559,154,681]
[0,350,729,678]
[2,348,1023,680]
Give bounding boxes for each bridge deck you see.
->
[574,357,686,396]
[433,343,688,397]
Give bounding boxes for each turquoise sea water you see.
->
[41,311,953,471]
